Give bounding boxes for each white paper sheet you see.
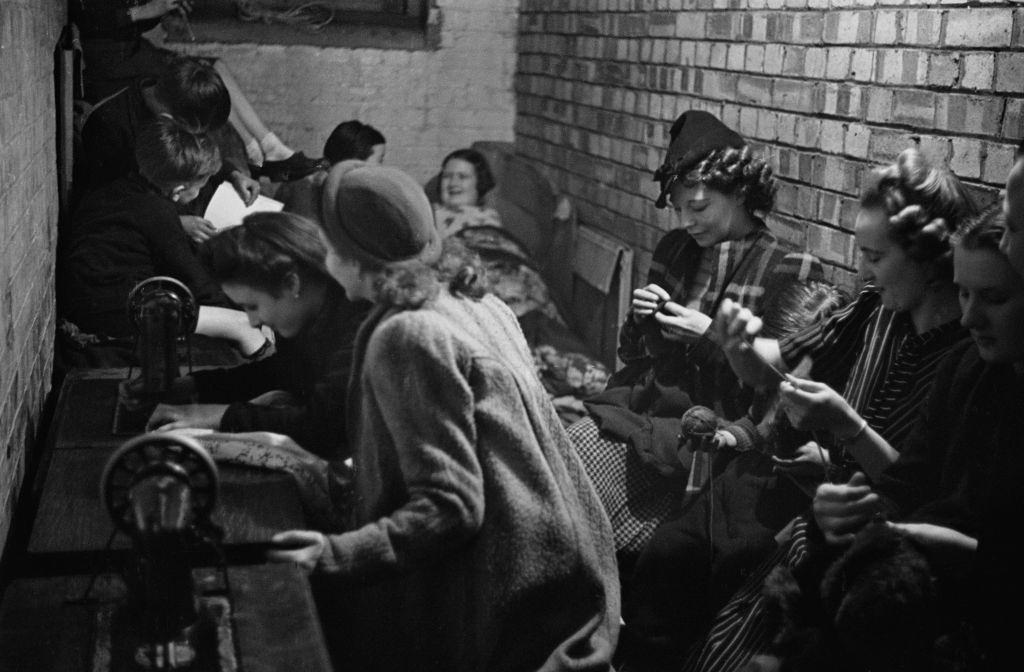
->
[203,182,284,230]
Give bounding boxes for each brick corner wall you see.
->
[515,0,1024,293]
[0,1,62,559]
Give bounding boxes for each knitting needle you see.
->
[178,8,197,42]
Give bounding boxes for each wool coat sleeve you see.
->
[319,316,485,577]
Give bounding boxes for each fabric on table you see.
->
[182,429,350,532]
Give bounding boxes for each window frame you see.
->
[165,0,438,50]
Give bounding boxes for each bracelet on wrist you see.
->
[839,417,869,443]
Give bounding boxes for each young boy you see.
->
[61,116,264,357]
[77,56,259,241]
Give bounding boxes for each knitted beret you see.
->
[320,162,441,266]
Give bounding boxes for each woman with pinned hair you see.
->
[719,146,977,481]
[622,147,977,670]
[723,205,1024,672]
[570,111,824,564]
[144,211,370,460]
[659,148,980,672]
[267,163,620,672]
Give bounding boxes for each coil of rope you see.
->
[234,0,335,32]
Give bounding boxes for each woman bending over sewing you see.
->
[145,212,370,460]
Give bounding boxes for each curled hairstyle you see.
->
[154,57,231,132]
[759,279,848,340]
[134,117,221,193]
[859,148,977,280]
[199,212,333,296]
[954,202,1005,252]
[442,148,496,202]
[323,120,386,164]
[334,236,487,310]
[691,146,777,215]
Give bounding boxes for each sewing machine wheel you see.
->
[101,432,219,536]
[127,276,199,337]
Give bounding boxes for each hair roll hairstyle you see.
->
[691,146,777,215]
[134,117,221,193]
[954,202,1005,252]
[859,148,977,281]
[337,236,487,310]
[199,211,333,295]
[442,148,496,202]
[323,120,386,165]
[759,279,848,340]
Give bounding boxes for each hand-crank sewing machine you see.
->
[113,277,199,435]
[0,278,331,671]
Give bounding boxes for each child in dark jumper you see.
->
[61,116,265,357]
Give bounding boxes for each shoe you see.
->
[259,151,326,182]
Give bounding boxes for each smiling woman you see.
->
[567,110,825,565]
[660,151,979,671]
[431,148,502,237]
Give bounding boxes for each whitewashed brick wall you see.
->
[172,0,519,183]
[516,0,1024,292]
[0,0,61,558]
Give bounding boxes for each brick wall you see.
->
[169,0,519,183]
[516,0,1024,290]
[0,1,62,558]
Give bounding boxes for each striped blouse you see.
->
[683,289,970,672]
[779,287,968,464]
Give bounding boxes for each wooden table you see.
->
[0,564,333,672]
[25,369,308,570]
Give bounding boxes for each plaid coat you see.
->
[596,226,823,424]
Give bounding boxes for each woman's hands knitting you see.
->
[631,283,670,321]
[813,472,882,545]
[778,377,864,439]
[653,302,713,344]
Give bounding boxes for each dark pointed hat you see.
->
[653,110,745,208]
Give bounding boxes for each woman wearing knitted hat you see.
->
[570,110,824,563]
[622,147,976,670]
[267,163,620,672]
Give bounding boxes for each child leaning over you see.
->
[60,116,265,359]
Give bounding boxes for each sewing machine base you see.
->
[93,596,236,672]
[0,566,331,672]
